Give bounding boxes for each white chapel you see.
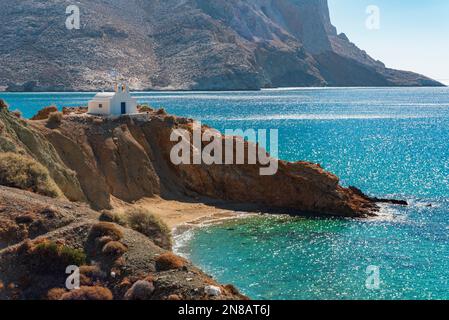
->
[88,83,138,116]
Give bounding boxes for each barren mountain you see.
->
[0,0,443,91]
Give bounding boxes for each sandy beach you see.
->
[112,196,245,229]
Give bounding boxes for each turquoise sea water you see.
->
[1,88,448,299]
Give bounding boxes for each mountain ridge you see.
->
[0,0,443,91]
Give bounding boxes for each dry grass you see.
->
[100,208,172,250]
[46,111,63,128]
[155,252,188,271]
[0,152,63,198]
[99,210,127,225]
[60,286,113,300]
[126,208,172,250]
[31,106,58,120]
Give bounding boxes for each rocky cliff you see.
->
[0,0,442,91]
[0,104,378,217]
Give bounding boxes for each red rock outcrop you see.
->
[1,105,378,217]
[22,109,377,217]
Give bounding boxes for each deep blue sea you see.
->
[1,88,448,300]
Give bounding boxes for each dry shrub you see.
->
[16,239,33,255]
[102,241,128,257]
[99,210,115,222]
[0,152,63,198]
[155,252,187,271]
[0,99,8,111]
[62,106,88,115]
[15,214,35,224]
[102,208,172,250]
[79,265,102,277]
[79,265,104,285]
[125,208,172,250]
[80,265,104,279]
[224,284,241,295]
[0,218,27,246]
[99,210,126,225]
[138,105,153,113]
[118,277,132,290]
[156,108,167,115]
[12,110,22,118]
[39,207,59,219]
[46,111,63,128]
[31,106,58,120]
[97,236,114,248]
[164,115,177,125]
[89,222,123,241]
[47,288,67,300]
[61,286,113,300]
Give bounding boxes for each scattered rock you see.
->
[205,285,222,297]
[124,280,155,300]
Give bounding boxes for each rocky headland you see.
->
[0,101,391,300]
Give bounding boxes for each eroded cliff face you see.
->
[0,106,377,217]
[0,0,442,91]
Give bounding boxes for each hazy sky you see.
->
[328,0,449,84]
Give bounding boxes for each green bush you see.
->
[0,152,62,198]
[27,240,86,273]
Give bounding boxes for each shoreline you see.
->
[130,197,248,229]
[0,86,447,95]
[113,196,261,256]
